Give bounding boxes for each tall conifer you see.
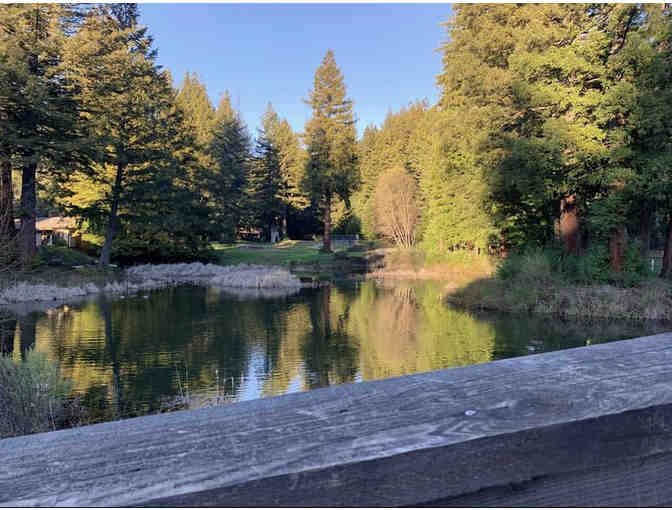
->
[209,93,251,241]
[0,4,86,263]
[63,5,181,266]
[303,50,358,252]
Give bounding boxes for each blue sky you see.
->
[140,3,452,137]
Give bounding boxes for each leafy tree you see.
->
[374,167,419,248]
[303,50,358,252]
[353,101,428,241]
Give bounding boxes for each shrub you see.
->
[39,246,95,267]
[500,242,651,288]
[111,236,218,265]
[497,248,555,284]
[0,350,72,439]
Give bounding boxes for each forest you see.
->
[1,3,672,285]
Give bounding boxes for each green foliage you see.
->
[244,106,289,240]
[427,4,672,275]
[0,349,72,438]
[111,236,217,265]
[303,50,359,250]
[332,205,361,235]
[39,246,94,267]
[261,103,309,215]
[176,72,216,148]
[208,93,252,242]
[498,242,650,288]
[0,4,90,263]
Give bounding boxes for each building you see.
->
[13,217,80,247]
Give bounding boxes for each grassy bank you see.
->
[360,246,672,321]
[444,249,672,321]
[1,246,123,290]
[364,248,497,286]
[213,240,338,266]
[447,276,672,321]
[213,240,369,279]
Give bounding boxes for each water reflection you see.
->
[1,280,669,424]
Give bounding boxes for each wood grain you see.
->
[1,332,672,507]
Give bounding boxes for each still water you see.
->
[1,279,669,424]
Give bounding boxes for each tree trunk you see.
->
[609,225,626,272]
[322,193,332,253]
[19,161,37,264]
[559,194,580,255]
[0,159,16,239]
[639,205,652,260]
[99,163,124,267]
[0,315,17,356]
[660,216,672,278]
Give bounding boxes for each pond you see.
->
[1,279,670,424]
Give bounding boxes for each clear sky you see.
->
[139,3,452,137]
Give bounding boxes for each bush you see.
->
[0,349,72,439]
[497,248,555,284]
[39,246,95,267]
[499,242,651,288]
[111,236,218,265]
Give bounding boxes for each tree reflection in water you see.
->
[0,280,669,425]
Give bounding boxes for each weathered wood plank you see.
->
[1,333,672,507]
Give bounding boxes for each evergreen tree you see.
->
[176,72,216,148]
[62,5,185,266]
[258,103,307,238]
[436,3,672,270]
[209,92,251,241]
[303,50,358,252]
[246,110,284,241]
[0,4,87,263]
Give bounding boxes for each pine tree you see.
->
[303,50,358,252]
[62,5,184,266]
[209,93,251,241]
[0,4,87,263]
[176,72,216,149]
[258,103,307,238]
[246,111,284,241]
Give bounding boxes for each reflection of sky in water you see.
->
[239,348,267,402]
[287,373,303,394]
[2,280,670,425]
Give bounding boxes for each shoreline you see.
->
[445,276,672,321]
[4,256,672,323]
[0,263,304,307]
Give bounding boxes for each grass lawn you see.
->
[212,240,345,266]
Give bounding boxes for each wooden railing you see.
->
[2,332,672,507]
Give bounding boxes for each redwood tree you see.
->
[302,50,358,252]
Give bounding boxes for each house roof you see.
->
[36,217,77,231]
[11,217,77,232]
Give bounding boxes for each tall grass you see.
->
[0,349,72,439]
